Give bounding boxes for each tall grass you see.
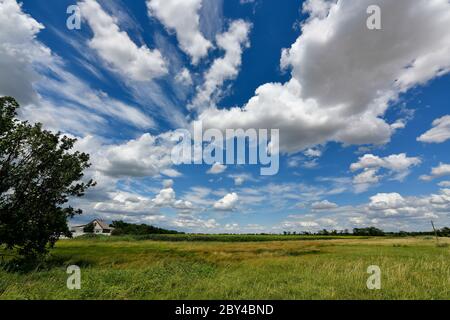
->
[1,237,449,299]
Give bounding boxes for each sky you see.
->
[1,0,450,233]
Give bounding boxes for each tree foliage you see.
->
[110,221,183,236]
[83,222,95,234]
[352,227,385,236]
[0,97,94,258]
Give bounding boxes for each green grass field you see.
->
[1,236,449,300]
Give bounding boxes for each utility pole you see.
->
[431,220,439,245]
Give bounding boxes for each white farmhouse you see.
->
[70,219,114,237]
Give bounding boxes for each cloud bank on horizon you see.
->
[1,0,450,233]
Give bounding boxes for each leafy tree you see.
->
[0,97,94,258]
[318,229,329,236]
[353,227,385,236]
[109,221,183,236]
[83,222,95,234]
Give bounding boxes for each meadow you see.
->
[0,236,449,300]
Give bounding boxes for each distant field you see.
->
[71,233,370,242]
[1,236,449,300]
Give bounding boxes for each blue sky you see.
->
[1,0,450,232]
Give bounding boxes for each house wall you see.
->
[93,221,103,234]
[68,221,112,238]
[70,226,85,238]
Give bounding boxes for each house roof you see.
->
[94,219,111,229]
[70,219,113,230]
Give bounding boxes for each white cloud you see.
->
[0,0,49,105]
[93,180,194,215]
[438,181,450,188]
[350,154,421,173]
[0,0,156,135]
[224,223,239,231]
[198,0,450,153]
[418,115,450,144]
[281,188,450,232]
[96,133,177,178]
[420,163,450,181]
[228,173,256,186]
[287,155,319,169]
[79,0,167,81]
[214,192,239,211]
[304,148,323,158]
[234,176,245,186]
[153,187,176,206]
[172,216,218,230]
[311,200,338,210]
[94,191,155,215]
[294,221,319,228]
[147,0,212,65]
[161,168,183,178]
[207,162,227,174]
[31,65,156,131]
[350,153,421,192]
[281,217,339,231]
[182,186,214,208]
[175,68,193,86]
[352,169,381,193]
[163,179,174,188]
[302,0,333,19]
[190,20,252,110]
[369,193,406,211]
[363,190,450,223]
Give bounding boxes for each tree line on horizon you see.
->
[281,226,450,237]
[109,221,183,236]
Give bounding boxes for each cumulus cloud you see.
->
[147,0,212,64]
[94,133,178,178]
[228,173,255,186]
[350,154,421,174]
[207,162,227,174]
[198,0,450,153]
[94,191,155,214]
[350,153,421,192]
[420,163,450,181]
[311,200,338,210]
[0,0,49,105]
[438,181,450,188]
[352,169,381,193]
[214,192,239,211]
[418,115,450,144]
[369,190,449,220]
[79,0,167,81]
[369,193,406,211]
[190,19,252,110]
[281,188,450,232]
[302,0,333,19]
[281,217,339,231]
[363,190,449,222]
[172,216,218,230]
[94,180,193,215]
[153,186,194,212]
